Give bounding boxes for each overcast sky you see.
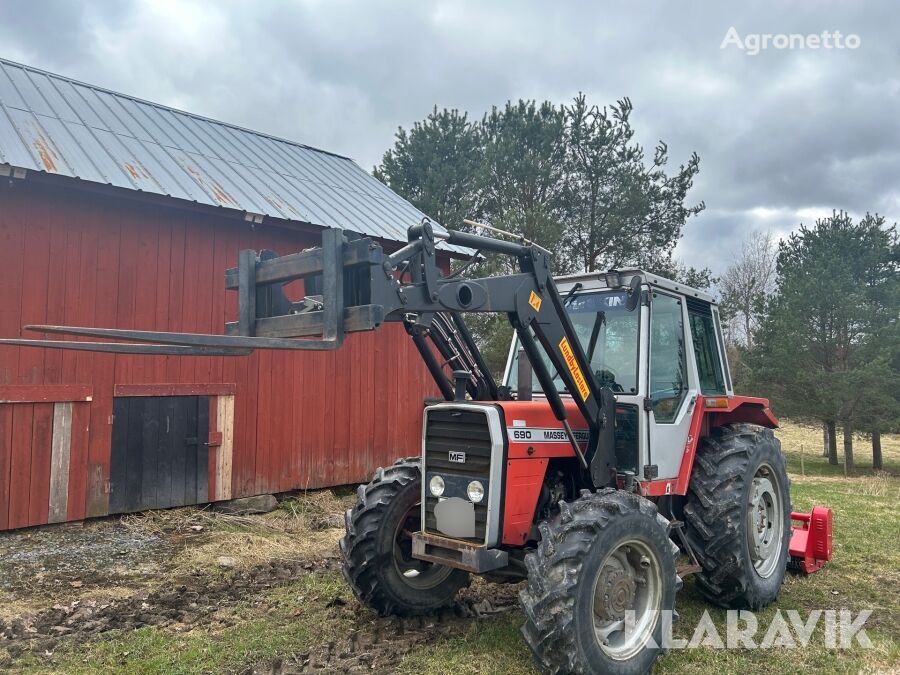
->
[1,1,897,273]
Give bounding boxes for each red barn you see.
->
[0,58,456,530]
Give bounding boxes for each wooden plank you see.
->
[114,383,237,398]
[65,401,90,522]
[85,204,120,518]
[60,223,83,384]
[207,397,217,501]
[108,398,129,514]
[255,348,272,494]
[28,402,54,526]
[196,396,209,504]
[140,397,160,510]
[183,396,199,504]
[0,385,93,403]
[48,402,73,523]
[8,403,34,529]
[72,197,98,388]
[193,221,216,387]
[112,215,139,386]
[124,397,144,512]
[165,216,186,383]
[18,198,52,385]
[131,209,160,384]
[372,332,388,478]
[216,394,234,500]
[0,188,26,385]
[290,334,306,490]
[209,226,230,398]
[152,215,173,383]
[43,212,69,384]
[170,396,187,507]
[156,397,175,508]
[179,217,202,384]
[0,405,13,529]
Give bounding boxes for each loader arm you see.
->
[4,220,618,486]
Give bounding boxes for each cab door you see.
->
[645,291,698,482]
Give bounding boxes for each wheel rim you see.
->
[391,502,454,590]
[591,539,663,661]
[747,462,784,579]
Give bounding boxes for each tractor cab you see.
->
[503,269,736,494]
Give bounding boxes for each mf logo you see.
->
[448,451,466,463]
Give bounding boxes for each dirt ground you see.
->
[0,490,523,673]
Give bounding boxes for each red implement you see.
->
[788,506,833,573]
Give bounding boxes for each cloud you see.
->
[0,0,896,273]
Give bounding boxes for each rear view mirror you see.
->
[625,275,642,312]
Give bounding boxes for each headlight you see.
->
[467,480,485,503]
[429,475,445,497]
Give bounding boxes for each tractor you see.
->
[4,220,832,674]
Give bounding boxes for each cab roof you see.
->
[555,268,716,305]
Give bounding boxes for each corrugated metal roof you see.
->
[0,57,463,251]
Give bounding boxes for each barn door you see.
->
[109,396,209,514]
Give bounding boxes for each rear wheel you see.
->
[684,424,791,609]
[520,489,679,675]
[340,458,469,616]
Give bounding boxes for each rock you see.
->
[211,495,278,515]
[216,556,239,570]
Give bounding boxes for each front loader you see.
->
[3,220,833,674]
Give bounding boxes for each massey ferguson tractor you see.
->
[4,220,832,674]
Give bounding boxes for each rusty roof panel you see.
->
[0,108,34,168]
[0,58,464,252]
[37,116,105,183]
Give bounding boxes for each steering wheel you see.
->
[595,368,624,393]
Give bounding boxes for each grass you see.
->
[6,422,899,674]
[775,421,900,476]
[119,488,353,576]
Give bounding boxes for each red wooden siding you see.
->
[0,178,441,530]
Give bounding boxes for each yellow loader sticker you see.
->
[558,336,591,401]
[528,290,542,312]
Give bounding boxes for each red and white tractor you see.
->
[6,222,833,674]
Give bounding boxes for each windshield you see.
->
[507,289,639,395]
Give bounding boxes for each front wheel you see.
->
[340,458,469,616]
[521,489,679,675]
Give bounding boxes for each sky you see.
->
[0,0,897,273]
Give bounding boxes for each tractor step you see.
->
[412,531,508,574]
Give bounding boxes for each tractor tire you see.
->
[520,489,679,675]
[340,457,469,616]
[683,423,791,609]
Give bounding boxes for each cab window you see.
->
[688,303,727,395]
[649,293,687,423]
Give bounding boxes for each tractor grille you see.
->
[423,407,494,544]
